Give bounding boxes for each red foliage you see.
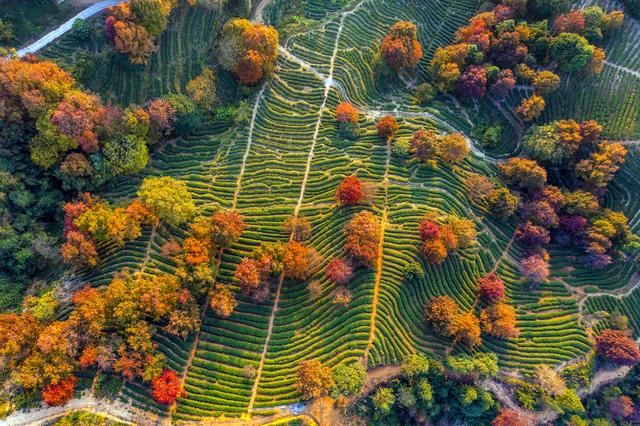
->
[60,231,98,268]
[609,395,634,420]
[344,211,381,267]
[380,21,423,71]
[79,346,98,369]
[336,176,365,206]
[145,98,176,137]
[335,102,359,124]
[515,221,551,246]
[325,258,354,285]
[210,210,246,247]
[236,50,265,86]
[419,219,440,241]
[105,16,116,45]
[492,409,529,426]
[477,272,506,302]
[553,11,586,34]
[42,376,77,406]
[596,329,640,365]
[489,69,516,98]
[234,257,262,289]
[63,195,92,234]
[455,16,491,51]
[376,115,399,141]
[520,253,549,283]
[458,65,487,98]
[151,370,184,405]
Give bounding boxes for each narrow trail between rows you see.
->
[247,0,367,413]
[232,87,267,208]
[604,60,640,79]
[363,137,391,365]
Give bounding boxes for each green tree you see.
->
[332,362,366,396]
[372,386,396,414]
[401,353,430,379]
[137,176,196,226]
[164,94,202,135]
[487,188,519,219]
[550,33,595,72]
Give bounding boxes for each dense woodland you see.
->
[0,0,640,424]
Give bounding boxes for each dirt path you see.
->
[0,396,139,426]
[232,86,267,208]
[247,0,368,412]
[363,138,391,364]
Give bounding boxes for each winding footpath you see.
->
[16,0,125,57]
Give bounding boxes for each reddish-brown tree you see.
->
[596,329,640,365]
[380,21,423,71]
[609,395,634,420]
[236,50,265,86]
[409,128,439,163]
[376,116,399,141]
[344,211,381,267]
[42,376,77,406]
[419,219,440,241]
[553,11,586,34]
[336,176,365,206]
[210,210,246,248]
[234,258,262,290]
[325,258,354,285]
[424,295,458,337]
[60,231,98,268]
[477,273,506,302]
[151,370,184,405]
[335,102,359,124]
[492,409,529,426]
[520,254,550,283]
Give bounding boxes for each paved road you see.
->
[16,0,125,57]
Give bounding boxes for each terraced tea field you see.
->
[42,0,640,421]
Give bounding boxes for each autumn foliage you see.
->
[42,376,77,406]
[492,409,529,426]
[326,258,354,285]
[424,295,458,337]
[376,116,399,141]
[336,176,365,206]
[151,370,184,404]
[219,19,278,85]
[296,359,335,400]
[210,210,246,248]
[480,303,519,339]
[335,102,359,124]
[0,58,174,190]
[344,211,381,267]
[380,21,424,72]
[477,273,506,302]
[596,329,640,365]
[106,0,182,64]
